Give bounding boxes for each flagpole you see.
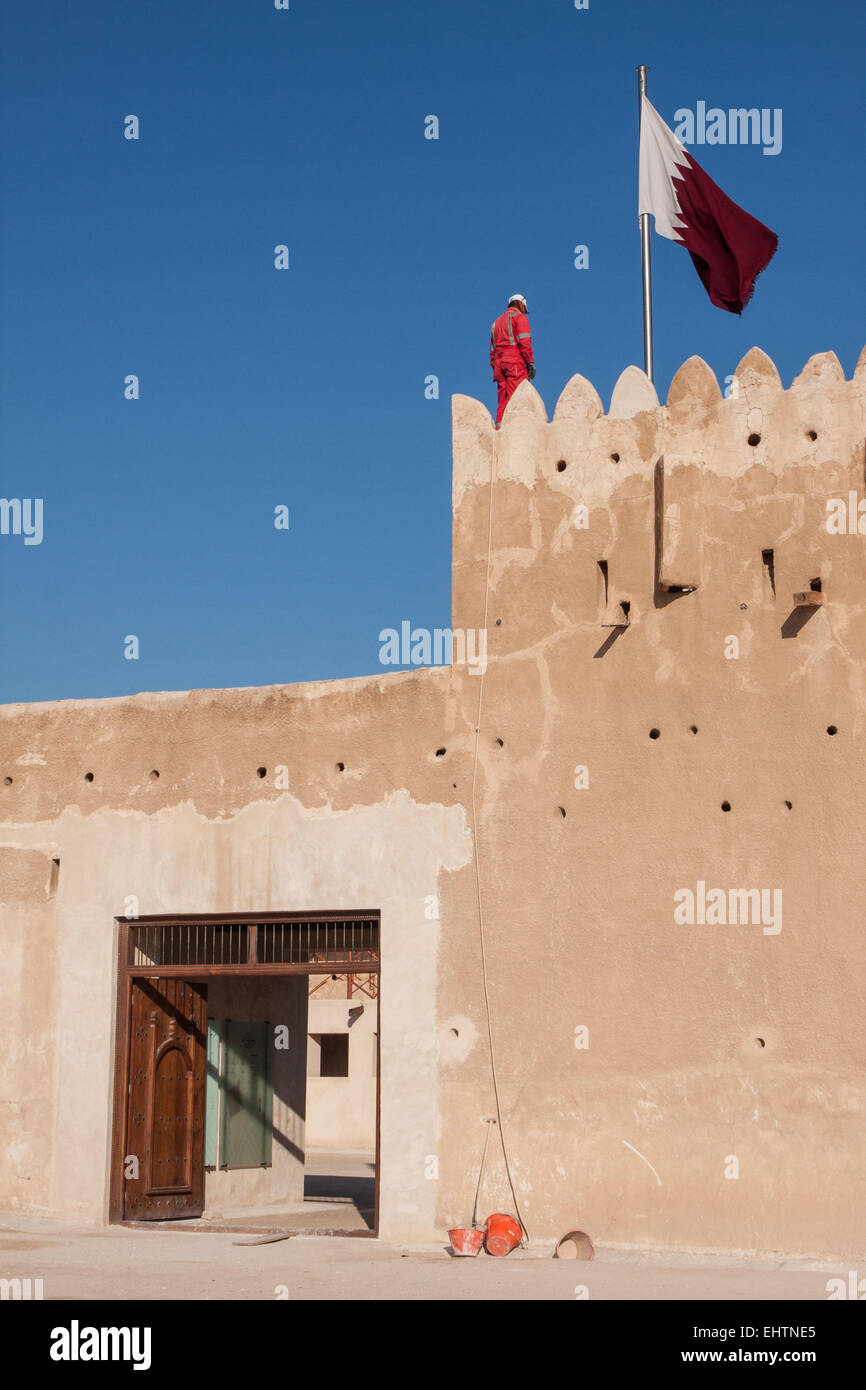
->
[637,64,654,383]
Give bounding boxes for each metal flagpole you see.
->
[637,64,654,383]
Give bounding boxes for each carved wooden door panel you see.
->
[123,978,207,1220]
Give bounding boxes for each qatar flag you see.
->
[639,95,778,314]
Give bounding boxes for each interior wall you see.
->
[306,996,377,1151]
[203,975,307,1213]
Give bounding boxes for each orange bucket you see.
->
[449,1226,484,1257]
[484,1212,522,1256]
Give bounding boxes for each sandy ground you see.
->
[0,1216,857,1300]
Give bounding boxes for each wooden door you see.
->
[123,978,207,1220]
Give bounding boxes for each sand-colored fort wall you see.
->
[441,346,866,1258]
[1,345,864,1256]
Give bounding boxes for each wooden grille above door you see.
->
[125,913,380,976]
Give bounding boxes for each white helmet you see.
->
[508,293,527,308]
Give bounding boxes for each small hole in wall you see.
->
[649,728,661,740]
[435,748,446,759]
[495,618,502,626]
[689,725,699,735]
[336,762,345,772]
[827,725,838,736]
[84,772,94,783]
[784,800,793,811]
[494,737,504,748]
[149,770,159,781]
[257,766,267,778]
[449,1028,459,1039]
[806,429,817,441]
[3,776,12,786]
[610,452,620,463]
[556,460,567,472]
[557,806,567,818]
[721,800,732,812]
[756,1037,766,1048]
[748,433,761,446]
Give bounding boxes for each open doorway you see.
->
[110,913,380,1236]
[304,965,378,1232]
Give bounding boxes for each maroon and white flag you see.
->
[639,95,778,314]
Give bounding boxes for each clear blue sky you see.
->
[2,0,864,703]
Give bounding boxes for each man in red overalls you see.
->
[490,293,535,425]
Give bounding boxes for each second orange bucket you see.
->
[484,1212,522,1256]
[448,1226,484,1256]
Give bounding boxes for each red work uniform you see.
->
[490,305,534,424]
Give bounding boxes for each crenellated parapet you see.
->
[452,346,866,646]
